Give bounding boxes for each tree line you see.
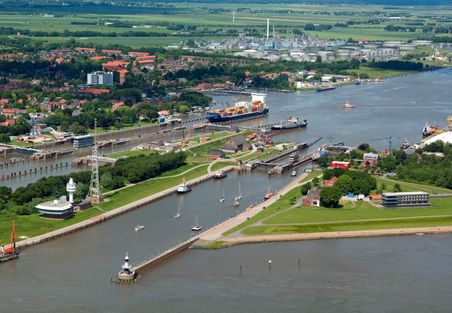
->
[1,152,187,214]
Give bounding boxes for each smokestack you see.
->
[266,18,270,44]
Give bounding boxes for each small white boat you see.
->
[235,181,242,201]
[174,206,182,219]
[220,196,225,203]
[233,200,240,207]
[134,225,144,231]
[341,101,355,109]
[191,215,202,231]
[291,170,297,177]
[177,178,191,194]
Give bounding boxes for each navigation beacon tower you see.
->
[86,119,103,203]
[66,178,76,203]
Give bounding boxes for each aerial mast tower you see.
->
[86,119,103,203]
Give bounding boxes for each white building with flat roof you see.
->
[87,71,113,86]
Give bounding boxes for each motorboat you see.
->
[191,215,202,231]
[177,178,191,194]
[134,225,144,231]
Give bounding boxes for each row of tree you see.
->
[3,152,187,214]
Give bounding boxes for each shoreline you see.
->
[15,165,238,250]
[195,226,452,248]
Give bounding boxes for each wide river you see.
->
[0,69,451,312]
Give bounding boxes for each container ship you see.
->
[206,93,268,123]
[271,117,307,131]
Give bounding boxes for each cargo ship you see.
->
[271,117,307,131]
[316,86,336,92]
[206,93,268,123]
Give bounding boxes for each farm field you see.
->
[0,3,451,47]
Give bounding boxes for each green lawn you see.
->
[0,207,101,244]
[98,164,209,211]
[346,67,415,79]
[265,197,452,225]
[108,149,156,159]
[242,216,452,235]
[375,176,452,195]
[210,161,237,172]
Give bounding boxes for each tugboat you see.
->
[271,117,308,131]
[400,138,411,150]
[177,178,191,194]
[116,253,137,282]
[0,221,19,263]
[213,169,227,179]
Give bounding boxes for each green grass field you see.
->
[108,149,156,159]
[0,207,101,244]
[264,197,452,225]
[347,67,415,79]
[98,164,209,211]
[375,176,452,195]
[1,3,450,47]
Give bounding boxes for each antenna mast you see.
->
[86,119,103,203]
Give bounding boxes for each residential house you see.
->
[302,188,321,207]
[222,136,252,153]
[323,177,337,187]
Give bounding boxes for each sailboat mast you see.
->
[11,220,16,252]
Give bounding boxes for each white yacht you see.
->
[177,178,191,194]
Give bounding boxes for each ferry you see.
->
[0,221,19,263]
[316,86,336,92]
[206,93,268,123]
[271,117,307,131]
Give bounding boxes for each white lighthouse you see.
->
[66,178,76,203]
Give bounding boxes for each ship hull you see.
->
[0,253,19,262]
[206,108,269,123]
[271,122,307,131]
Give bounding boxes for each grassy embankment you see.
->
[0,163,210,243]
[346,66,416,79]
[223,174,452,237]
[243,197,452,235]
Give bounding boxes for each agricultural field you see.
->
[0,2,451,48]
